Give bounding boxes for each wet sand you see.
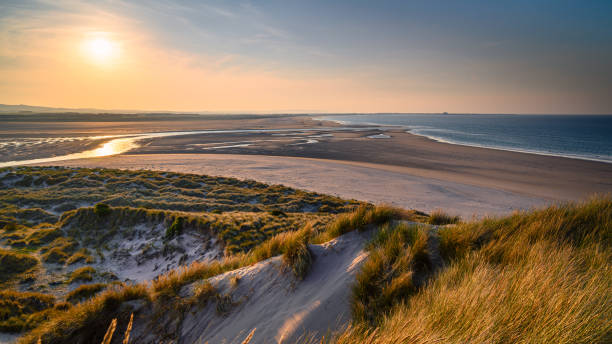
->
[125,127,612,202]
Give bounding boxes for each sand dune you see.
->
[128,230,370,343]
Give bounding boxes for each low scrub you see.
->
[165,216,184,239]
[93,203,112,217]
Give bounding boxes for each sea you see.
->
[315,114,612,163]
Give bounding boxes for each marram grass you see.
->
[335,196,612,344]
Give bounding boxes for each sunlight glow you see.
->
[82,34,120,65]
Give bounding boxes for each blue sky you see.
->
[1,0,611,113]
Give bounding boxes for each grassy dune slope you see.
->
[5,165,609,343]
[16,205,410,343]
[0,166,362,339]
[337,197,611,344]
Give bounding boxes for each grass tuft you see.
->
[282,233,313,280]
[66,283,107,304]
[427,209,460,225]
[165,216,184,240]
[93,203,112,217]
[352,223,429,324]
[0,249,38,281]
[68,267,96,283]
[315,204,403,243]
[20,284,150,343]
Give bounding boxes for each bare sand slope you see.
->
[38,154,549,218]
[133,230,368,344]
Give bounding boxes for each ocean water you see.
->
[316,114,612,163]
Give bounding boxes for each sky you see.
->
[1,0,611,114]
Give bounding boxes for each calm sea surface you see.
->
[316,114,612,163]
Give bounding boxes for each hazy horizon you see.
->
[2,103,612,116]
[1,1,612,114]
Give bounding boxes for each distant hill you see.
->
[0,104,323,115]
[0,104,141,114]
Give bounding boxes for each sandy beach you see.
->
[0,114,606,217]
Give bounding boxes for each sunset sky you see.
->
[1,0,611,114]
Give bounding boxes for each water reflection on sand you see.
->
[0,126,385,168]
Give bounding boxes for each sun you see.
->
[81,34,120,65]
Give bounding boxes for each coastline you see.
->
[315,115,612,164]
[115,127,611,202]
[2,115,609,217]
[406,129,612,164]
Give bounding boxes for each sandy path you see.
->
[36,154,549,218]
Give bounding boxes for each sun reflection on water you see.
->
[0,136,143,168]
[87,138,139,157]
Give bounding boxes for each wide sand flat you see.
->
[38,153,550,218]
[10,115,609,217]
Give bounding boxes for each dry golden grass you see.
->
[19,204,408,343]
[336,196,612,343]
[313,204,404,243]
[0,249,38,281]
[19,284,150,344]
[427,209,460,225]
[352,223,430,324]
